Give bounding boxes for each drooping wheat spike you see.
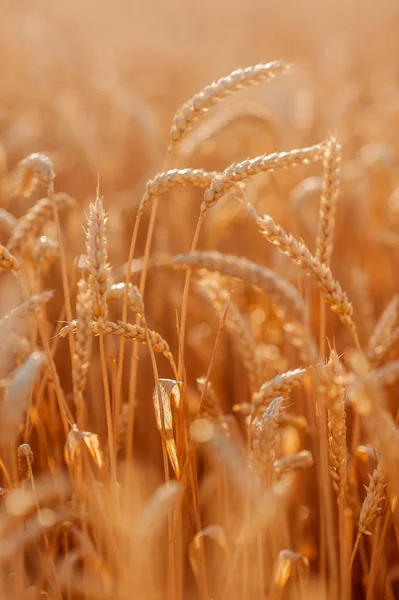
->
[107,282,144,315]
[0,244,19,271]
[326,351,347,504]
[16,152,55,197]
[168,61,290,150]
[316,135,341,266]
[358,463,386,536]
[85,194,111,322]
[367,295,399,365]
[245,368,307,412]
[171,251,306,324]
[72,280,93,416]
[202,142,325,213]
[196,376,223,420]
[273,450,314,475]
[249,205,356,333]
[250,397,284,484]
[139,168,218,215]
[198,277,263,392]
[93,319,172,361]
[17,443,34,481]
[0,290,54,331]
[8,193,75,255]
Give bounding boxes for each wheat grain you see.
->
[85,194,111,322]
[202,142,325,212]
[316,135,341,266]
[168,61,290,149]
[249,205,356,333]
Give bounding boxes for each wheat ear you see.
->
[202,142,325,213]
[107,282,144,315]
[8,193,74,255]
[196,377,223,420]
[0,291,54,330]
[168,61,290,149]
[367,295,399,365]
[171,250,306,324]
[326,351,347,504]
[72,280,93,424]
[16,152,55,197]
[248,205,356,334]
[17,443,34,481]
[316,135,341,266]
[250,397,284,484]
[358,464,386,536]
[85,194,111,322]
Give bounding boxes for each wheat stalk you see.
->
[168,61,290,149]
[198,277,263,392]
[248,204,356,334]
[316,135,341,266]
[196,376,223,420]
[202,142,325,213]
[327,357,347,504]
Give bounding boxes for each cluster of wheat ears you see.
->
[0,59,398,600]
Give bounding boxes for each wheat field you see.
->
[1,1,399,599]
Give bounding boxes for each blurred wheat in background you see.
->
[1,0,399,598]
